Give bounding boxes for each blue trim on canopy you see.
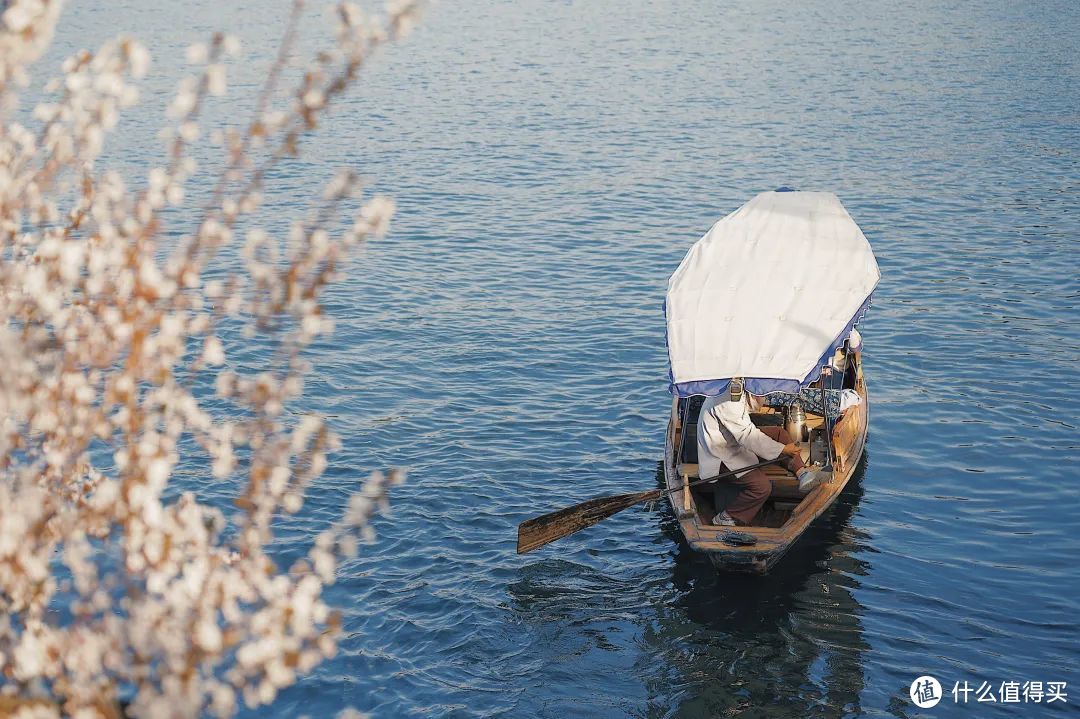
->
[672,376,799,397]
[666,293,874,398]
[775,186,797,192]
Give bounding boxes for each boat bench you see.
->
[677,462,806,500]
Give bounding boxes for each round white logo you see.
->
[910,675,942,708]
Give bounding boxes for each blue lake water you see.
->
[42,0,1079,717]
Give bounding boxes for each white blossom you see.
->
[185,42,208,65]
[206,63,226,96]
[0,0,418,715]
[203,335,226,365]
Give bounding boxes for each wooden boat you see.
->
[662,190,879,573]
[663,352,868,573]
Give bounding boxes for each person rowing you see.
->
[697,377,829,526]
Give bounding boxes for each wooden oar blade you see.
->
[516,488,660,554]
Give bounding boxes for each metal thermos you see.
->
[785,402,807,444]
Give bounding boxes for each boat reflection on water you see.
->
[647,453,873,718]
[506,454,873,718]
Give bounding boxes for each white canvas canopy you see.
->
[665,190,879,397]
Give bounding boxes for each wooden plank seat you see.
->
[678,462,808,500]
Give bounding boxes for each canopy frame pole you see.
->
[821,367,834,469]
[676,397,688,466]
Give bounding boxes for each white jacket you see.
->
[696,389,785,479]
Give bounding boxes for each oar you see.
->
[516,457,784,554]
